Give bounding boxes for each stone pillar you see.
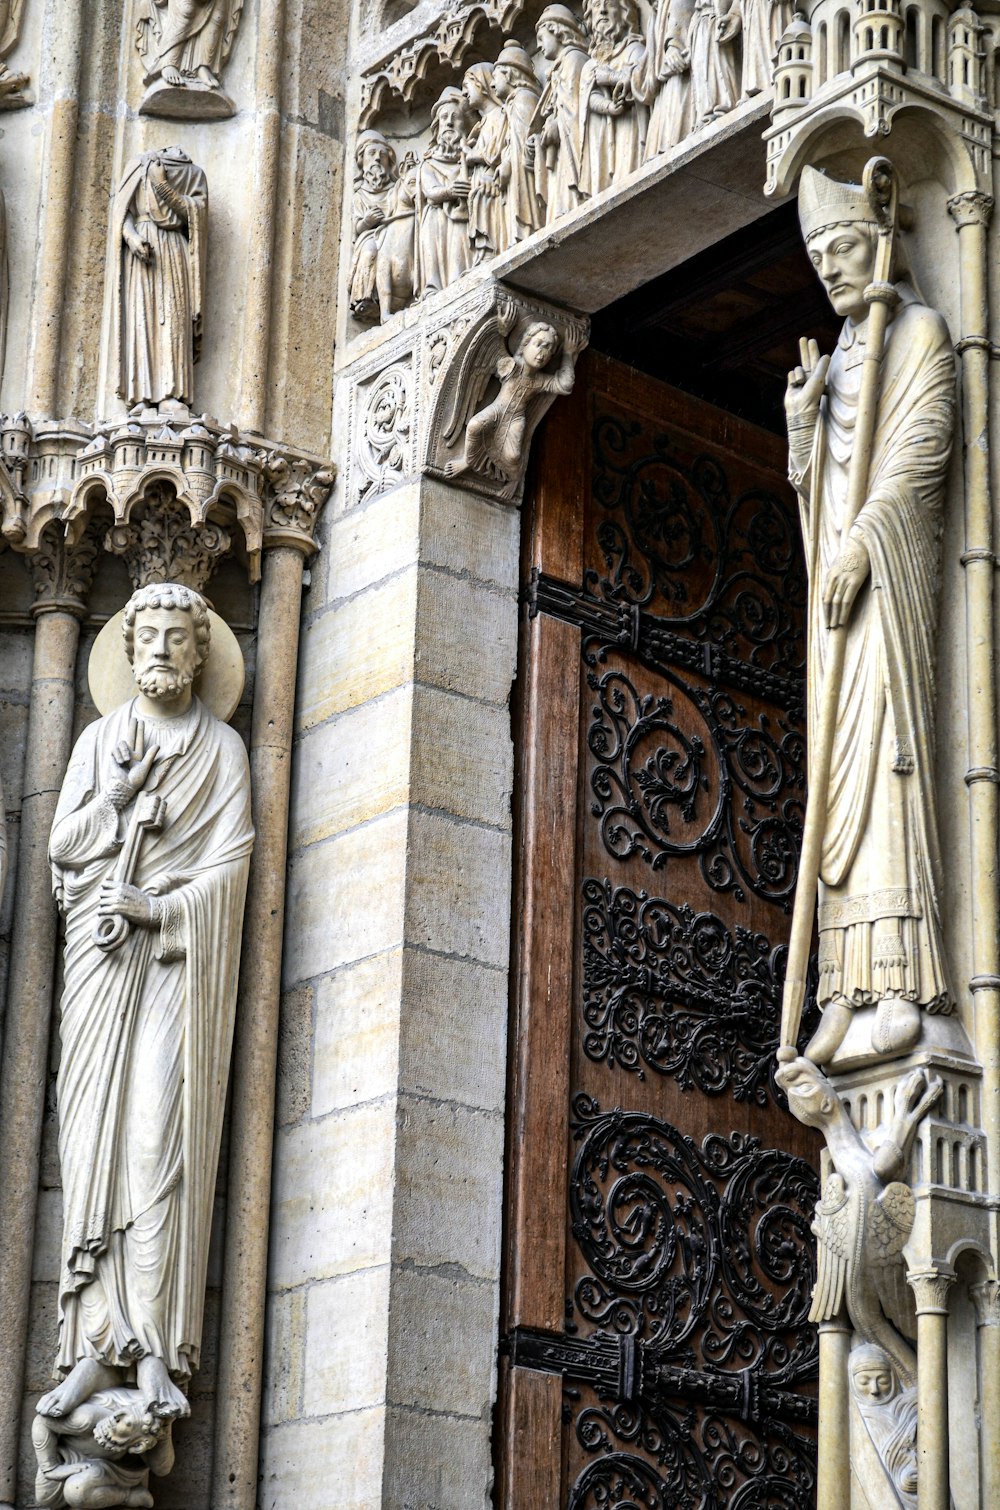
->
[947,190,1000,1198]
[258,276,587,1508]
[971,1279,1000,1509]
[817,1317,851,1510]
[213,477,331,1510]
[908,1267,956,1510]
[0,523,100,1507]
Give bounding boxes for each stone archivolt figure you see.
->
[442,314,585,484]
[136,0,243,113]
[416,87,472,298]
[463,62,507,260]
[684,0,740,128]
[37,584,253,1447]
[738,0,792,97]
[113,147,208,413]
[579,0,648,193]
[640,0,694,157]
[493,40,543,246]
[785,167,955,1066]
[349,128,397,321]
[531,5,590,222]
[375,150,418,319]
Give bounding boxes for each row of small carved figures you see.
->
[351,0,793,322]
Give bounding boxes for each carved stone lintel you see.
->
[344,277,589,508]
[947,190,995,230]
[906,1266,956,1316]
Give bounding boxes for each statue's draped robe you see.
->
[499,83,542,245]
[534,45,588,220]
[740,0,791,96]
[579,32,647,193]
[688,0,738,125]
[349,178,393,310]
[138,0,242,78]
[416,150,472,297]
[791,291,954,1016]
[641,0,693,156]
[50,697,253,1381]
[113,151,207,407]
[466,101,508,257]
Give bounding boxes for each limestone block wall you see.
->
[260,476,518,1508]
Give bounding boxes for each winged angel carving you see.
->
[777,1057,942,1385]
[438,300,587,490]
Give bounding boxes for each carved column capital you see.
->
[343,276,589,509]
[907,1265,957,1315]
[970,1278,1000,1326]
[261,457,335,555]
[948,190,995,229]
[25,517,102,618]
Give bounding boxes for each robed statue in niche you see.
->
[136,0,244,118]
[785,166,955,1066]
[113,148,207,413]
[35,584,252,1488]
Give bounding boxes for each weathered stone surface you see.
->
[403,807,512,970]
[385,1262,499,1415]
[295,568,418,732]
[414,565,517,707]
[262,1286,307,1427]
[290,683,413,850]
[259,1409,387,1510]
[277,982,316,1129]
[312,949,404,1117]
[399,947,507,1113]
[410,683,512,830]
[303,1265,392,1417]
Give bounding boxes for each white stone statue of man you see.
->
[37,583,253,1438]
[785,166,955,1065]
[112,147,208,411]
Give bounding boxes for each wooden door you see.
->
[498,353,822,1509]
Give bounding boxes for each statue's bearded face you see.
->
[587,0,626,45]
[131,606,199,701]
[806,223,876,323]
[361,144,392,189]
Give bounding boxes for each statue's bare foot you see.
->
[802,1002,852,1066]
[195,65,219,87]
[137,1356,190,1421]
[443,459,468,479]
[125,1492,155,1508]
[161,66,185,86]
[38,1359,118,1418]
[872,998,921,1057]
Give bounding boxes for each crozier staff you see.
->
[781,163,955,1067]
[38,584,253,1430]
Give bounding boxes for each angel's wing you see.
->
[441,319,510,449]
[869,1181,918,1339]
[807,1179,851,1323]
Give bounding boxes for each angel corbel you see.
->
[776,1057,943,1387]
[441,304,588,485]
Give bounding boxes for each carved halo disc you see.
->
[88,606,245,723]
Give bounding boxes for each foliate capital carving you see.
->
[26,517,102,617]
[65,410,333,584]
[906,1266,956,1315]
[262,457,336,554]
[343,277,588,508]
[947,190,995,229]
[970,1278,1000,1327]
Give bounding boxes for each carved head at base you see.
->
[850,1343,900,1404]
[775,1054,839,1130]
[92,1406,167,1459]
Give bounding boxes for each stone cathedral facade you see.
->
[0,0,998,1507]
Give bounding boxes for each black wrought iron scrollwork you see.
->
[586,664,804,907]
[561,1098,819,1509]
[581,879,818,1104]
[589,412,805,681]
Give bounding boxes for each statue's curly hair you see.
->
[122,582,211,669]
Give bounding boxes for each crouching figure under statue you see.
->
[34,582,253,1507]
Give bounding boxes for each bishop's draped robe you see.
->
[790,288,955,1019]
[49,697,253,1382]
